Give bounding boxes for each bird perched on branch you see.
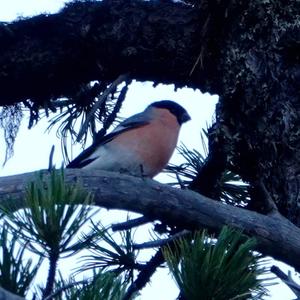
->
[67,100,191,177]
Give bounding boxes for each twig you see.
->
[124,229,191,299]
[48,145,55,171]
[111,216,151,231]
[42,252,59,299]
[93,78,131,143]
[176,293,186,300]
[133,230,190,250]
[188,14,211,76]
[77,73,129,141]
[271,265,300,298]
[123,249,165,300]
[176,172,187,189]
[256,181,279,215]
[43,280,86,300]
[51,99,75,108]
[189,47,205,76]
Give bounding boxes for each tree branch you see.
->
[1,169,300,272]
[123,249,164,300]
[133,230,190,250]
[271,266,300,298]
[76,73,129,141]
[111,216,151,232]
[0,0,220,107]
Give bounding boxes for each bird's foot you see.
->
[139,164,148,180]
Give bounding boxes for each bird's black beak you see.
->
[181,111,191,124]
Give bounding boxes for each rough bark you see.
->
[208,1,300,225]
[0,0,222,107]
[1,169,300,272]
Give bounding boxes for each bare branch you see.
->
[133,230,190,250]
[1,169,300,272]
[111,216,151,232]
[271,265,300,298]
[123,249,164,300]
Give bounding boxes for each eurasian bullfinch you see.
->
[67,100,191,177]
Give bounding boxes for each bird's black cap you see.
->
[149,100,191,125]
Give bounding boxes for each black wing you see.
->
[66,112,150,168]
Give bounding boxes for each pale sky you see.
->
[0,1,297,299]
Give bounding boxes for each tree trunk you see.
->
[209,1,300,224]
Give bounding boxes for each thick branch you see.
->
[1,169,300,272]
[0,0,222,106]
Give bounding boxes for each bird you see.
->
[67,100,191,178]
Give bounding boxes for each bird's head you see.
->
[148,100,191,125]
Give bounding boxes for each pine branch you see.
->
[189,145,227,198]
[125,230,191,298]
[92,79,131,143]
[0,223,41,297]
[76,73,129,142]
[163,227,270,300]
